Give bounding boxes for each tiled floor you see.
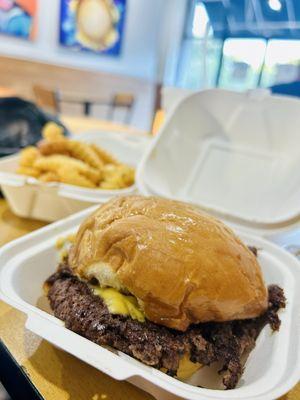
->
[0,383,10,400]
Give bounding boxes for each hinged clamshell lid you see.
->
[137,89,300,237]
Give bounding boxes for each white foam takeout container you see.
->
[0,130,150,222]
[137,89,300,236]
[0,206,300,400]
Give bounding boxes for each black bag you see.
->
[0,97,68,157]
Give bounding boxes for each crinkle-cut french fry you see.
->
[57,166,96,188]
[34,155,101,184]
[19,146,40,167]
[99,180,121,190]
[38,140,70,156]
[119,165,135,186]
[17,166,40,178]
[39,139,104,169]
[66,140,103,169]
[39,171,60,183]
[42,122,66,142]
[90,143,119,165]
[83,166,102,184]
[100,164,135,189]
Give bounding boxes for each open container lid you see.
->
[137,89,300,237]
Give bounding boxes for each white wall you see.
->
[0,0,188,129]
[0,0,167,81]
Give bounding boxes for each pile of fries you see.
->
[17,122,135,190]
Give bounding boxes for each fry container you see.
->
[0,131,150,222]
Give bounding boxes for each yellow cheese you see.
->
[93,287,145,323]
[56,234,75,250]
[177,354,202,380]
[56,234,76,260]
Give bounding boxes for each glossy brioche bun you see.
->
[69,196,268,331]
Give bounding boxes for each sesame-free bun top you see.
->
[69,196,268,331]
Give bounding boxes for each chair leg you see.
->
[125,104,134,125]
[107,104,115,121]
[83,101,92,116]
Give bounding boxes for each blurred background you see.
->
[0,0,299,135]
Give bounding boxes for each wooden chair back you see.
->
[33,85,60,114]
[108,93,135,124]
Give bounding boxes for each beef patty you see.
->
[46,263,285,390]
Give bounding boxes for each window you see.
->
[261,40,300,87]
[175,1,222,89]
[174,1,300,91]
[219,39,266,90]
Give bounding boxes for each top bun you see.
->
[69,196,268,331]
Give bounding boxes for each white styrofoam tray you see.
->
[0,130,150,222]
[0,206,299,400]
[137,89,300,227]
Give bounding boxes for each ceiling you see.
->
[202,0,300,39]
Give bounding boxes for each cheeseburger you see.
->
[45,196,285,389]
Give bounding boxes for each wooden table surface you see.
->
[61,115,146,135]
[0,116,298,400]
[0,86,16,98]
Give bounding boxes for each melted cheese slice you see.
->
[177,354,202,380]
[93,287,145,322]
